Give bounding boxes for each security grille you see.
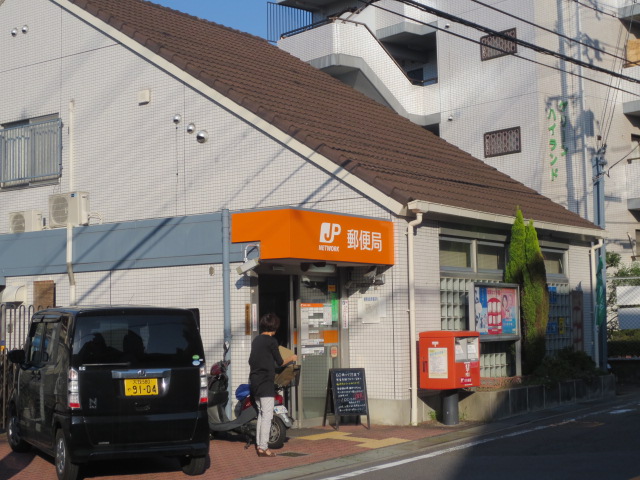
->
[484,126,521,158]
[0,119,62,187]
[546,283,572,353]
[480,28,517,60]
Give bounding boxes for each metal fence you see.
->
[1,304,34,431]
[608,276,640,331]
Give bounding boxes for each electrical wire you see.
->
[594,0,638,149]
[599,18,627,149]
[606,140,640,176]
[569,0,620,19]
[469,0,628,66]
[356,0,640,98]
[384,0,640,86]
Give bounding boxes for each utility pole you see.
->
[593,145,608,369]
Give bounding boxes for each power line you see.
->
[389,0,640,86]
[358,0,640,98]
[569,0,619,19]
[469,0,628,66]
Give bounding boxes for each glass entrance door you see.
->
[297,277,340,424]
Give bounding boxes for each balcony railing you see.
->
[280,16,438,86]
[267,2,313,43]
[0,119,62,187]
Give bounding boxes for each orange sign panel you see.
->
[231,209,394,265]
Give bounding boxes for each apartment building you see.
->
[274,0,640,262]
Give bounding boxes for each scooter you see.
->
[207,343,298,449]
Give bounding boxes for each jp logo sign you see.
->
[319,223,342,243]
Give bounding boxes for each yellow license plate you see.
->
[124,378,159,396]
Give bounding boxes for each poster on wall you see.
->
[470,283,520,338]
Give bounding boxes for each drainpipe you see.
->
[67,225,76,305]
[67,100,77,305]
[222,209,232,417]
[407,212,423,426]
[589,239,604,366]
[222,209,231,350]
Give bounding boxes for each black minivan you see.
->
[6,306,210,480]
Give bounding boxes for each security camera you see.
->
[363,266,378,281]
[196,130,208,143]
[186,123,196,134]
[172,114,182,124]
[363,266,385,285]
[236,258,260,275]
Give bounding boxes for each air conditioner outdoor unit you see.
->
[9,210,43,233]
[49,192,90,227]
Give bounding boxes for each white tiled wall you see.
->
[0,0,420,407]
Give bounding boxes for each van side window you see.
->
[28,322,56,367]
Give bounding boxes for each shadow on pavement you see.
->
[0,450,35,480]
[81,456,185,478]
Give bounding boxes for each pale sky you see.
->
[150,1,271,38]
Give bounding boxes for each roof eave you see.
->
[407,200,605,241]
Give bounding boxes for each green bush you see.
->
[528,348,604,385]
[608,329,640,357]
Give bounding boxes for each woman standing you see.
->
[249,313,297,457]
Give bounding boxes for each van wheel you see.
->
[267,417,286,450]
[7,407,30,453]
[55,430,81,480]
[181,454,208,476]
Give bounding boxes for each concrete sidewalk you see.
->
[0,420,476,480]
[2,385,638,480]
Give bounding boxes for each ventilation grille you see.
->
[9,210,43,233]
[48,192,89,227]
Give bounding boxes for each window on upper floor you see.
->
[480,28,517,61]
[484,126,521,158]
[0,114,62,189]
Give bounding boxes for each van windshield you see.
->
[72,312,204,367]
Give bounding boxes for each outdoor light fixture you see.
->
[236,258,260,275]
[196,130,208,143]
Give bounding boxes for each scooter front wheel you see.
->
[267,417,287,449]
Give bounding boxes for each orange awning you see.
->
[231,209,394,265]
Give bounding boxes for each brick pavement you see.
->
[0,422,463,480]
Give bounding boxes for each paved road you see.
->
[293,394,640,480]
[2,386,638,480]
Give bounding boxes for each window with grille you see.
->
[484,127,521,158]
[480,28,517,60]
[0,115,62,188]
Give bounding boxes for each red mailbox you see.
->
[419,331,480,389]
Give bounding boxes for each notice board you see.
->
[323,368,370,429]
